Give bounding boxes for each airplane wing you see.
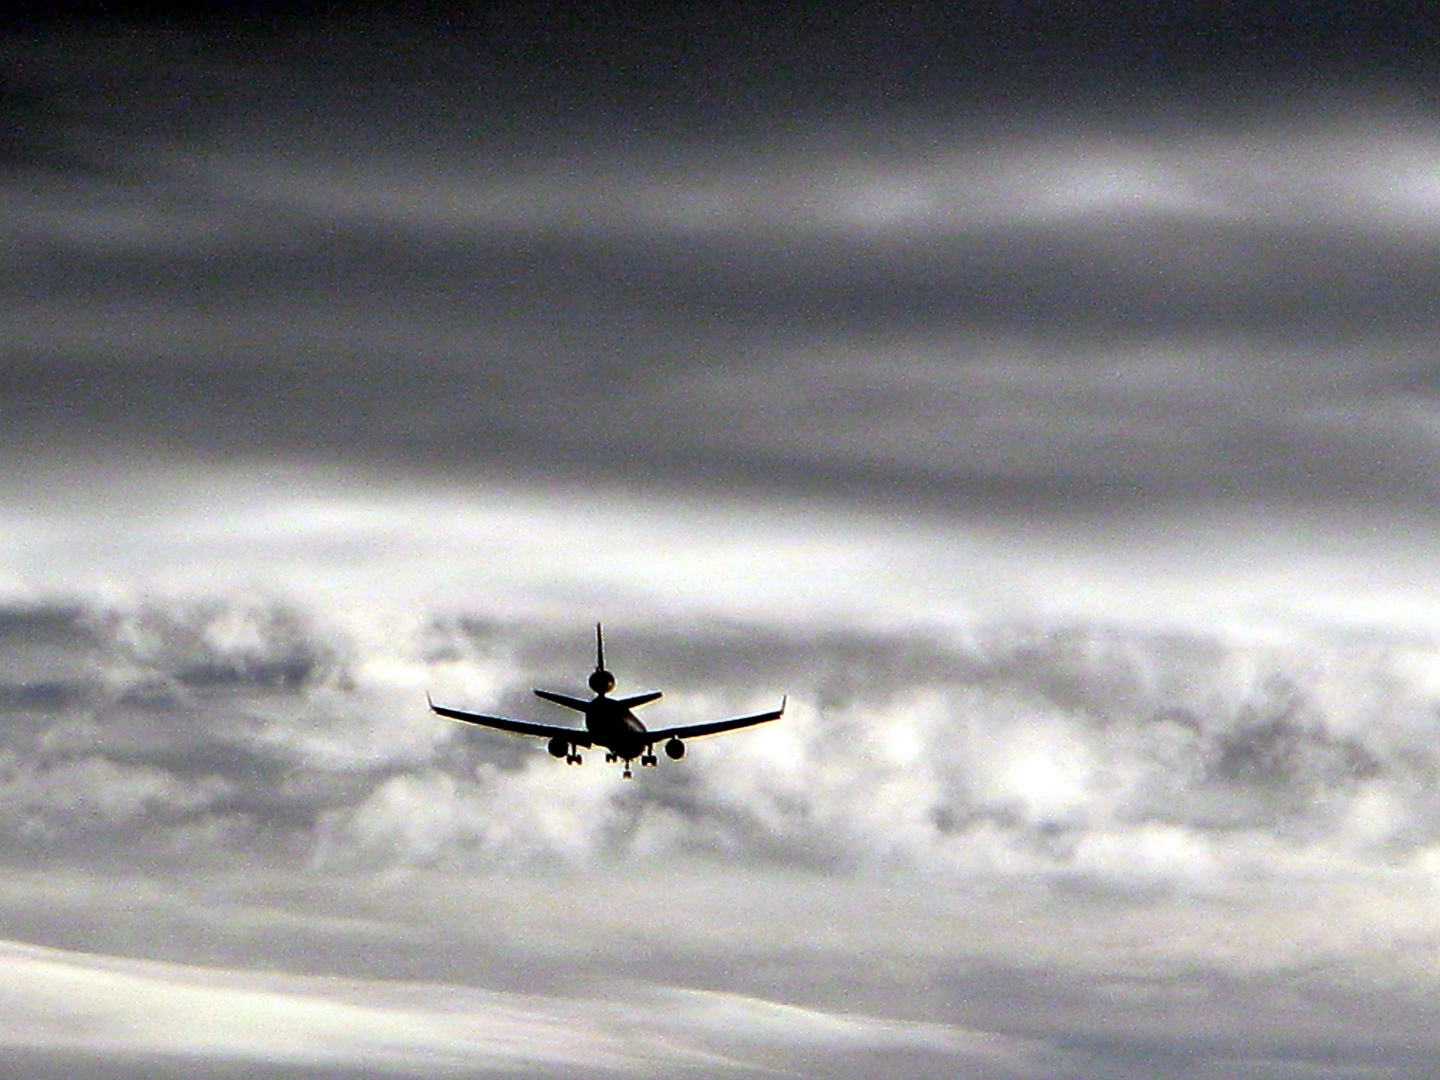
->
[644,697,785,741]
[429,696,593,747]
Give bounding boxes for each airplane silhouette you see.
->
[428,624,785,778]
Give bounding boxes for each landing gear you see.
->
[622,759,633,779]
[640,753,658,767]
[605,752,618,763]
[550,737,584,764]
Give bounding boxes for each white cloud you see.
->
[18,463,1440,650]
[185,122,1440,243]
[0,937,681,1073]
[0,936,1060,1078]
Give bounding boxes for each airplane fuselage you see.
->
[582,695,651,759]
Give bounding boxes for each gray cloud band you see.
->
[0,596,1432,878]
[6,35,1440,512]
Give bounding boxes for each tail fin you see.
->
[587,623,615,695]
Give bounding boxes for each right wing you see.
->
[429,695,593,746]
[644,697,786,741]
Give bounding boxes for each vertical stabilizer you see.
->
[587,623,615,695]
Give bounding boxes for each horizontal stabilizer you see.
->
[534,688,592,712]
[615,690,662,709]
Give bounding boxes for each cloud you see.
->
[9,601,1432,1079]
[7,860,1440,1079]
[0,936,1061,1079]
[7,29,1440,518]
[0,936,675,1074]
[5,581,1440,891]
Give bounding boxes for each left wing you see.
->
[429,695,593,747]
[644,697,786,741]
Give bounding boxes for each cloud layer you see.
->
[7,31,1440,515]
[6,585,1440,886]
[0,936,1067,1079]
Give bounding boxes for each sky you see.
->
[7,3,1440,1077]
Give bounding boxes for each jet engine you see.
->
[664,738,685,760]
[588,668,615,694]
[548,736,568,758]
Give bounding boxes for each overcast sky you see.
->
[7,5,1440,1078]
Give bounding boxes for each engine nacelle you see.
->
[588,668,615,694]
[664,738,685,760]
[548,736,569,758]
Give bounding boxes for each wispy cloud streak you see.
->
[0,937,1059,1078]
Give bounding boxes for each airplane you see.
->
[428,624,785,778]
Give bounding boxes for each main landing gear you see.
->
[548,736,582,764]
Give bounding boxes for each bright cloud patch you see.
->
[0,938,1061,1078]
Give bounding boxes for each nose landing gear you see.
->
[620,752,661,777]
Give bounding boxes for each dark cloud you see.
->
[13,2,1440,120]
[3,24,1440,518]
